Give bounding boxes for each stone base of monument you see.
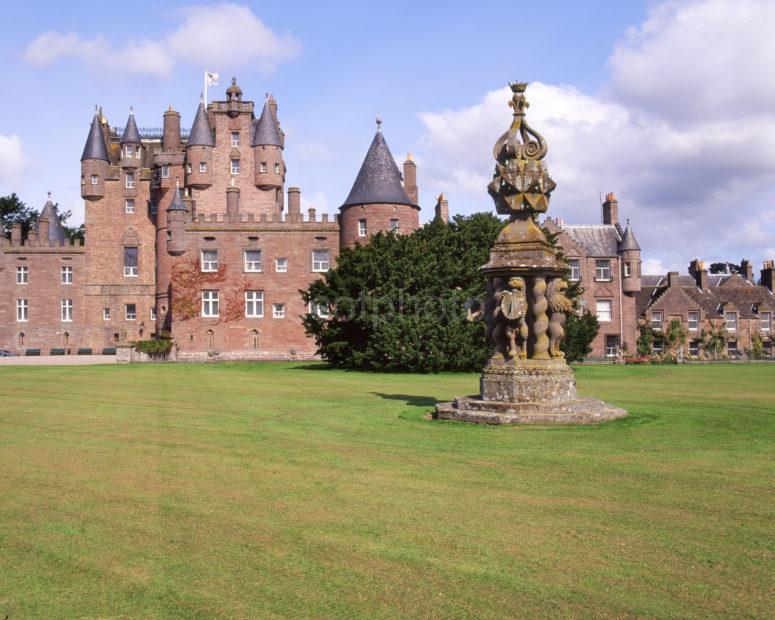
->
[433,359,627,425]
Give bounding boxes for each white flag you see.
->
[205,71,219,87]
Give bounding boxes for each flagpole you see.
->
[204,71,207,106]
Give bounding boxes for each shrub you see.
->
[131,337,173,358]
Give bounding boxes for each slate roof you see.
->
[120,110,141,144]
[561,225,621,256]
[252,102,282,147]
[81,113,109,161]
[618,225,640,251]
[167,187,188,212]
[34,197,67,243]
[342,131,414,208]
[187,101,214,146]
[637,272,774,318]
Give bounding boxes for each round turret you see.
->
[618,222,642,293]
[186,99,214,189]
[81,108,109,200]
[252,101,284,190]
[119,107,142,169]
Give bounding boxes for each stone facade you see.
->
[0,79,420,357]
[544,193,641,359]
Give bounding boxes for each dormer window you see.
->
[161,165,169,179]
[231,132,240,147]
[231,159,240,174]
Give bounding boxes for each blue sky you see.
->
[2,1,774,273]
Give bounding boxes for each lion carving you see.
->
[493,276,529,360]
[546,277,574,358]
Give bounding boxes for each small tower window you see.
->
[161,165,169,179]
[274,163,280,174]
[231,131,240,147]
[259,162,267,173]
[186,163,192,174]
[91,174,98,185]
[199,162,207,173]
[231,159,240,174]
[125,199,135,214]
[358,219,367,237]
[623,262,631,277]
[124,145,133,157]
[125,172,135,189]
[150,307,156,321]
[390,218,399,232]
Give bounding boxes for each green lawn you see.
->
[0,362,772,618]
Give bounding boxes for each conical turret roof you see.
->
[120,109,141,144]
[252,102,282,147]
[166,186,188,212]
[187,101,214,147]
[34,195,67,243]
[81,112,109,162]
[618,224,641,251]
[342,129,414,208]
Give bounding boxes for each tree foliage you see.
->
[302,213,600,371]
[0,193,84,242]
[709,261,739,275]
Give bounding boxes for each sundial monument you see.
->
[434,83,627,424]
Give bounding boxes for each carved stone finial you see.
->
[376,117,382,132]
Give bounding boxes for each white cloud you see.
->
[0,134,25,185]
[416,0,775,272]
[24,3,300,79]
[300,190,330,215]
[642,259,666,276]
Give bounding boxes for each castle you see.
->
[0,79,421,359]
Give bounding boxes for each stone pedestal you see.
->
[434,359,627,425]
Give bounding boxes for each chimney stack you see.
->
[38,216,49,243]
[10,223,21,245]
[434,193,449,224]
[602,192,619,226]
[740,259,754,282]
[163,106,181,151]
[288,187,301,220]
[667,271,680,289]
[689,259,709,291]
[403,154,418,205]
[308,207,316,222]
[761,260,774,292]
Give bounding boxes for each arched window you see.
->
[251,329,259,349]
[207,329,214,350]
[18,332,24,347]
[63,332,70,347]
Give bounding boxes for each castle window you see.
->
[186,163,192,174]
[125,172,135,189]
[161,165,169,179]
[124,247,139,277]
[125,304,136,321]
[231,159,240,174]
[309,301,330,319]
[125,145,133,157]
[651,310,663,330]
[16,299,28,322]
[688,311,699,331]
[272,303,285,319]
[274,163,280,174]
[595,259,611,281]
[727,340,738,357]
[358,219,367,237]
[725,311,737,331]
[595,299,612,322]
[136,146,141,159]
[103,307,110,321]
[199,162,207,173]
[652,341,663,354]
[91,174,98,185]
[244,250,262,272]
[245,291,264,318]
[150,201,157,215]
[231,132,240,147]
[605,335,620,358]
[259,162,267,173]
[689,341,700,356]
[150,307,156,321]
[202,291,219,317]
[623,262,632,277]
[16,266,28,284]
[125,199,135,214]
[201,250,218,272]
[760,311,772,331]
[312,250,330,273]
[390,218,399,232]
[61,299,73,322]
[61,266,73,285]
[275,257,287,273]
[568,259,580,281]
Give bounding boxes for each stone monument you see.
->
[434,83,627,424]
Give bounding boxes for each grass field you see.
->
[0,362,772,618]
